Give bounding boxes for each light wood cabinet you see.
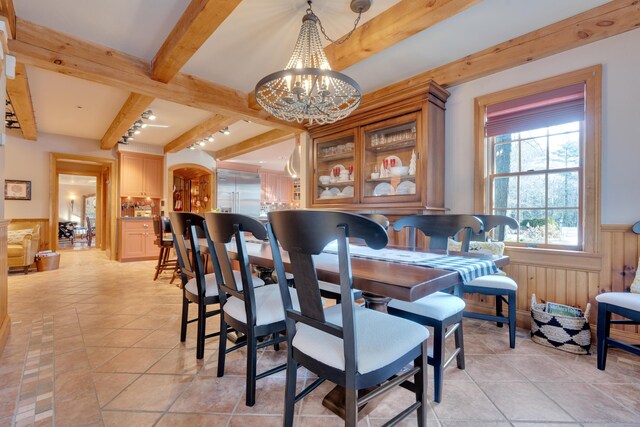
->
[308,80,449,211]
[119,152,163,198]
[118,219,159,261]
[260,171,293,204]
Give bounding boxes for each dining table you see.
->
[215,238,510,420]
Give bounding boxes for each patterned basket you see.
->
[530,294,591,354]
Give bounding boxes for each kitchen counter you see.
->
[120,216,154,221]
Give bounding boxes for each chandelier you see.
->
[255,1,370,125]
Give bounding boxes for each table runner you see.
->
[323,242,499,285]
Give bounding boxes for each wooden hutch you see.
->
[308,80,449,232]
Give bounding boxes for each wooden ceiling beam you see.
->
[152,0,241,83]
[9,18,304,133]
[0,0,15,37]
[100,93,154,150]
[213,129,294,161]
[325,0,480,72]
[2,0,38,141]
[363,0,640,104]
[6,62,37,140]
[102,0,242,150]
[164,114,237,153]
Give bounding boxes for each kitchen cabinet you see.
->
[308,80,449,211]
[260,171,293,204]
[119,152,163,198]
[118,219,159,261]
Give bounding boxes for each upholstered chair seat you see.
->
[293,304,429,374]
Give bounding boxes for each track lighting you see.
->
[220,127,230,135]
[189,145,195,150]
[198,140,206,147]
[207,135,215,142]
[141,110,156,120]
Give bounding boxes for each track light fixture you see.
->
[207,135,215,142]
[220,127,230,135]
[141,110,156,120]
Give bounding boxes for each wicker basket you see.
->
[530,294,591,354]
[35,253,60,272]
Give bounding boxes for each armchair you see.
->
[7,222,41,274]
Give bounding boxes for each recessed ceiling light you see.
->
[258,161,266,164]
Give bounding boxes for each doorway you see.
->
[50,153,117,259]
[57,174,97,249]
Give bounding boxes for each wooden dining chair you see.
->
[464,214,519,348]
[387,214,482,403]
[596,219,640,370]
[268,210,429,427]
[170,212,223,360]
[203,212,295,407]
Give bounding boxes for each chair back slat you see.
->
[393,214,483,251]
[288,251,325,322]
[471,214,518,242]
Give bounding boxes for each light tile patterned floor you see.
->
[2,249,640,426]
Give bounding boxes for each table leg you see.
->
[362,292,391,312]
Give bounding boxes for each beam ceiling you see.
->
[213,129,294,161]
[164,114,237,154]
[8,18,304,140]
[100,0,243,150]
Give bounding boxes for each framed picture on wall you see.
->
[5,180,32,200]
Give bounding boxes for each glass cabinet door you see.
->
[313,130,357,204]
[362,113,420,203]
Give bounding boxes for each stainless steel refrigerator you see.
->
[216,169,261,217]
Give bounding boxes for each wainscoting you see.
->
[388,222,640,342]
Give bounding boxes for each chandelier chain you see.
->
[307,0,362,45]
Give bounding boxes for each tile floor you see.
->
[2,249,640,426]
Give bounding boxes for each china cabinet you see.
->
[308,80,449,211]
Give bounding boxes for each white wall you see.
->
[58,182,96,223]
[444,28,640,225]
[4,132,115,219]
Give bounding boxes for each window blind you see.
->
[486,83,585,137]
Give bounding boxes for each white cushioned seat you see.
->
[467,275,517,291]
[388,292,465,321]
[224,284,299,326]
[596,292,640,312]
[292,304,428,374]
[185,271,264,298]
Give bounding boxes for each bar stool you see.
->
[153,216,178,283]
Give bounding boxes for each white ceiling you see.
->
[13,0,611,157]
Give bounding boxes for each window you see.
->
[474,66,601,252]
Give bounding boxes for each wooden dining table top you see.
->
[218,239,509,302]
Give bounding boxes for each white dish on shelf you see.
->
[329,187,341,196]
[341,186,354,197]
[319,188,333,199]
[319,175,331,184]
[373,182,394,197]
[396,180,416,195]
[390,166,410,176]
